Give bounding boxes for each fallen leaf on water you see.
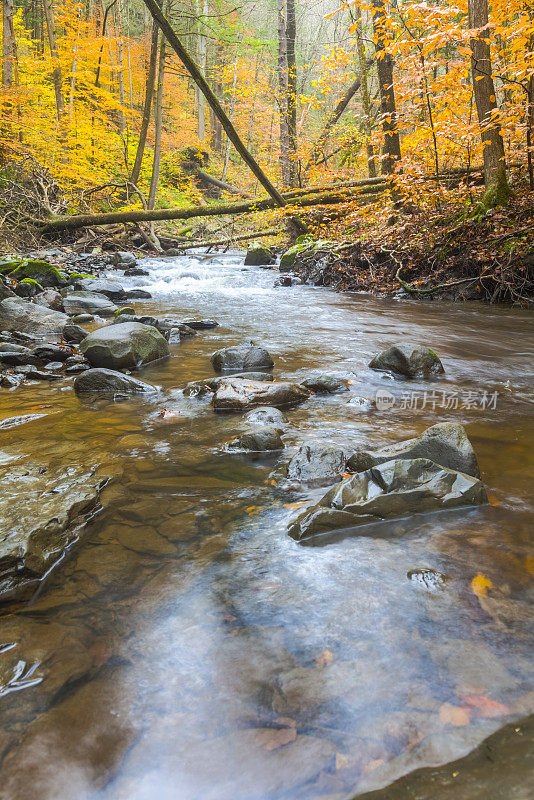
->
[462,695,510,718]
[439,703,470,727]
[487,492,501,508]
[471,572,493,598]
[245,506,262,515]
[283,501,307,510]
[362,758,384,775]
[29,404,52,410]
[315,649,334,668]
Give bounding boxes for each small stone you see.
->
[227,426,284,452]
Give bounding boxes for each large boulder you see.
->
[80,322,169,371]
[33,289,64,311]
[286,442,346,486]
[369,343,445,379]
[212,378,310,412]
[211,340,274,373]
[72,278,126,300]
[244,243,275,266]
[288,458,487,541]
[5,259,68,288]
[0,280,16,300]
[63,291,118,317]
[74,368,156,395]
[0,297,68,334]
[347,422,481,478]
[0,459,106,601]
[227,426,284,452]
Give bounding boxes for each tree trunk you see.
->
[209,43,223,151]
[372,0,401,175]
[277,0,290,186]
[2,0,16,88]
[286,0,297,186]
[196,0,207,141]
[355,6,377,178]
[221,52,238,183]
[43,0,67,160]
[140,0,289,209]
[468,0,511,206]
[148,19,165,210]
[130,17,159,186]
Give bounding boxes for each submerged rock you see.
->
[0,460,106,601]
[227,426,284,452]
[288,457,487,540]
[63,291,118,317]
[184,372,274,398]
[212,378,310,412]
[211,340,274,373]
[347,422,481,478]
[80,322,169,370]
[74,368,157,394]
[302,375,350,394]
[244,406,286,426]
[286,441,346,486]
[182,318,218,329]
[369,343,445,379]
[0,297,69,334]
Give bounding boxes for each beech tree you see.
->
[372,0,401,175]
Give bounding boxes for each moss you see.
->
[68,272,94,280]
[115,306,135,316]
[8,260,67,285]
[0,260,22,274]
[20,278,44,290]
[427,348,439,360]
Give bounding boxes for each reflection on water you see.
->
[0,253,533,800]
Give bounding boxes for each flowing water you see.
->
[1,253,533,800]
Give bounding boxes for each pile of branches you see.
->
[0,150,68,232]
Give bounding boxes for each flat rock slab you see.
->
[289,457,487,540]
[74,368,157,395]
[73,278,126,300]
[212,378,310,412]
[0,458,106,601]
[286,441,346,486]
[63,291,118,317]
[0,298,68,334]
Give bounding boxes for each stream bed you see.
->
[1,253,533,799]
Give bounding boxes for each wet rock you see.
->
[0,297,69,334]
[14,365,63,381]
[72,313,94,323]
[347,396,374,411]
[244,242,275,266]
[72,277,127,300]
[227,426,284,452]
[407,568,449,591]
[286,441,346,486]
[302,375,350,394]
[184,372,274,399]
[182,318,218,329]
[212,378,310,412]
[0,459,106,601]
[124,288,152,299]
[0,373,20,388]
[115,305,135,316]
[347,422,481,478]
[80,322,169,370]
[211,340,274,373]
[124,266,149,276]
[0,345,36,366]
[0,280,15,300]
[63,322,89,344]
[288,457,487,540]
[32,343,71,362]
[109,251,138,267]
[33,288,64,311]
[74,367,157,394]
[43,360,64,371]
[15,278,43,297]
[112,313,159,328]
[369,343,445,379]
[63,290,118,317]
[274,274,303,287]
[244,406,286,426]
[65,362,90,374]
[6,259,68,288]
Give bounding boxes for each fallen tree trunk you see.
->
[34,185,385,233]
[194,169,250,197]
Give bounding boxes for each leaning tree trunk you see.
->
[130,18,159,187]
[140,0,290,211]
[372,0,401,175]
[468,0,511,206]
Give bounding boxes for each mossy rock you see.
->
[115,306,135,316]
[20,278,44,289]
[279,237,334,272]
[0,260,23,274]
[67,272,95,282]
[8,260,68,288]
[244,242,275,266]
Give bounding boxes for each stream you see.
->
[1,252,533,800]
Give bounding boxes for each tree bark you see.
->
[277,0,290,185]
[43,0,65,125]
[286,0,297,186]
[372,0,401,175]
[148,17,166,209]
[468,0,511,206]
[130,17,159,187]
[140,0,290,210]
[2,0,16,88]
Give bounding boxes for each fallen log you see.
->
[175,227,284,251]
[33,185,386,233]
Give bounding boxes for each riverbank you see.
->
[1,253,533,800]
